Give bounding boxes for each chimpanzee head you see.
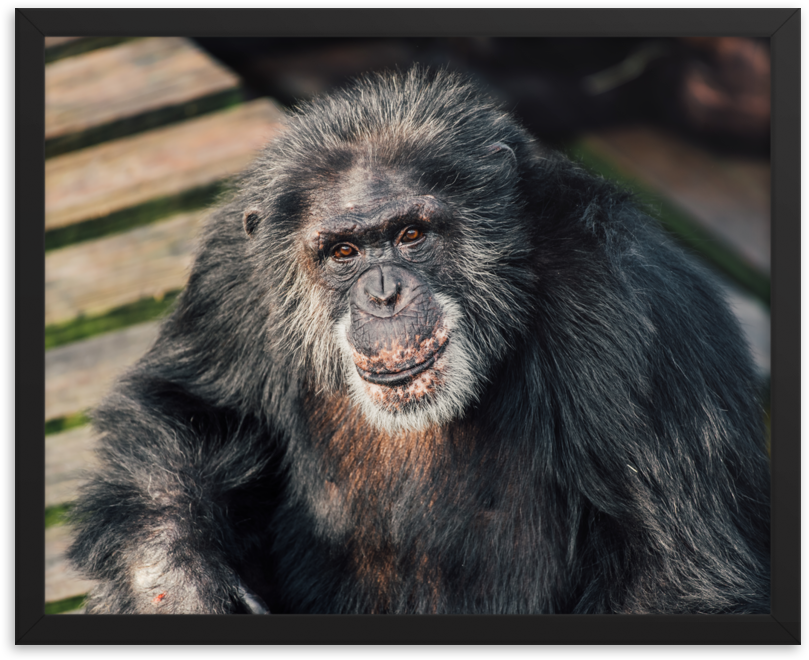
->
[241,69,538,432]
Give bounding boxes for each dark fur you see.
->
[69,69,769,614]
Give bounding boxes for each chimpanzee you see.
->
[69,68,770,614]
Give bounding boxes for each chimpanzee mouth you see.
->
[355,342,447,387]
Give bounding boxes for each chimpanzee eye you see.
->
[399,227,424,244]
[332,244,358,260]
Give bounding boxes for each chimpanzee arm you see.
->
[68,374,276,614]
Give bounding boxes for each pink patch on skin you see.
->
[351,326,449,374]
[362,359,446,409]
[355,327,450,410]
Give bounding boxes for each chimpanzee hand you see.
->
[84,549,270,614]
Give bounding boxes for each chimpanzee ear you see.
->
[243,208,263,238]
[488,142,517,167]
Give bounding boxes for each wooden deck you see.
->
[42,38,771,614]
[43,37,285,612]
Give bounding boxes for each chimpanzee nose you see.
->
[348,264,440,355]
[351,264,421,319]
[363,265,399,306]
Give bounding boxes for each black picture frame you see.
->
[17,8,800,645]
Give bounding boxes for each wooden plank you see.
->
[581,127,770,275]
[46,37,240,141]
[46,210,207,326]
[45,37,82,48]
[722,282,770,378]
[46,524,95,604]
[46,322,159,421]
[46,98,285,231]
[45,37,139,65]
[46,425,98,508]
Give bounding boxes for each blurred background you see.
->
[43,36,771,614]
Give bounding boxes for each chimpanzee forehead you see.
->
[338,165,417,211]
[304,164,419,221]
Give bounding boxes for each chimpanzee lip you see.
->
[356,342,447,386]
